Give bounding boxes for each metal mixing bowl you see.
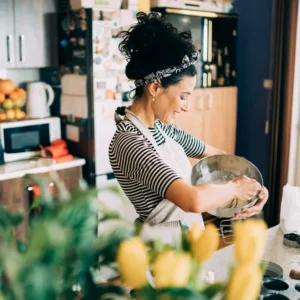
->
[191,154,263,218]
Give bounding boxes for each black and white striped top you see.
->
[109,119,205,221]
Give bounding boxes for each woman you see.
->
[109,12,268,236]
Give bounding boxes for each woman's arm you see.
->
[196,144,226,159]
[165,176,261,213]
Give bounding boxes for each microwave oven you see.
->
[0,117,61,163]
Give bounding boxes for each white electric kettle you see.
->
[26,82,54,118]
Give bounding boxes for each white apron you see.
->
[116,108,204,244]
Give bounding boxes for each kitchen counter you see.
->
[0,157,86,181]
[203,225,300,298]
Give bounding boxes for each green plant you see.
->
[0,172,134,300]
[0,172,268,300]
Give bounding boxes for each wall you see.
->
[234,0,274,185]
[288,2,300,185]
[0,68,40,88]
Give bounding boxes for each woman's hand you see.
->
[232,175,262,201]
[232,186,269,219]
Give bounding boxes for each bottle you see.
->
[210,41,218,86]
[217,49,225,86]
[223,46,231,86]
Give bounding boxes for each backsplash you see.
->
[0,69,40,88]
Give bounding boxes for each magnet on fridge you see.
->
[95,36,100,44]
[62,18,68,31]
[81,19,87,31]
[100,46,110,57]
[60,38,68,47]
[73,50,85,59]
[78,38,85,46]
[73,65,83,74]
[112,54,118,62]
[93,56,102,65]
[68,17,75,31]
[95,47,101,55]
[79,8,86,19]
[69,37,77,46]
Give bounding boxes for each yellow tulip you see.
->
[152,250,191,289]
[191,223,219,263]
[116,237,149,289]
[186,223,203,244]
[226,264,263,300]
[234,219,267,265]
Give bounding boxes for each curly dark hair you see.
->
[118,12,198,98]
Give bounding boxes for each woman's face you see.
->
[154,76,196,124]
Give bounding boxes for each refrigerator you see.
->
[55,7,138,221]
[151,7,238,89]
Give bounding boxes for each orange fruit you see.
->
[9,91,20,101]
[15,88,25,99]
[0,79,15,95]
[0,113,6,121]
[0,93,5,103]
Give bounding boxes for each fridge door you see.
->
[94,99,121,176]
[96,174,138,222]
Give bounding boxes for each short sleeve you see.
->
[156,121,205,158]
[109,131,181,197]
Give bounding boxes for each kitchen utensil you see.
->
[283,232,300,248]
[26,82,54,118]
[191,154,263,218]
[262,261,284,280]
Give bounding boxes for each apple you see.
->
[6,109,15,120]
[13,99,24,108]
[15,109,24,120]
[2,99,14,109]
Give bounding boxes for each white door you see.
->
[96,175,138,222]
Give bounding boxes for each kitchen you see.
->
[0,0,300,299]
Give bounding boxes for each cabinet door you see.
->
[0,0,15,68]
[174,89,206,166]
[203,87,237,154]
[14,0,44,68]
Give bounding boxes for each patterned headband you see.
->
[134,51,200,88]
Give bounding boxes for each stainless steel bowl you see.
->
[191,154,263,218]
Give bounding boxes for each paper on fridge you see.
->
[280,184,300,234]
[60,94,88,119]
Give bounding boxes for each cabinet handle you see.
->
[6,35,12,63]
[207,93,213,111]
[196,96,204,111]
[19,35,25,62]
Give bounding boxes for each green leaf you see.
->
[21,265,59,300]
[155,287,208,300]
[200,283,224,299]
[30,197,41,210]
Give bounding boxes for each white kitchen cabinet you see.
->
[0,0,15,68]
[0,0,56,68]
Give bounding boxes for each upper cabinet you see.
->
[0,0,57,69]
[0,0,15,68]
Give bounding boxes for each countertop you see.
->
[203,225,300,299]
[0,157,86,181]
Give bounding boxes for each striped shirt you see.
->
[109,119,205,221]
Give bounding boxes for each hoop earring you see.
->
[152,97,155,102]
